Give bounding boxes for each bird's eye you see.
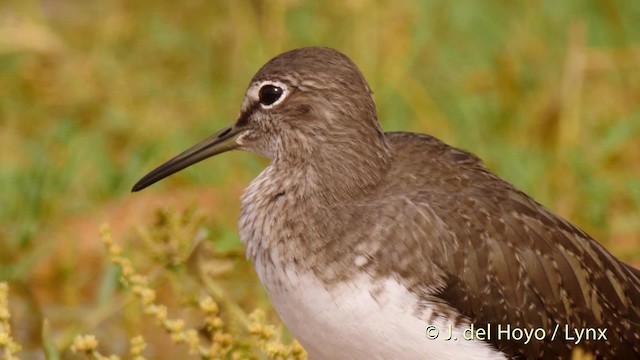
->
[259,85,284,106]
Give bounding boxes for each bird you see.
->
[132,47,640,359]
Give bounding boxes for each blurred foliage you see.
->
[0,0,639,358]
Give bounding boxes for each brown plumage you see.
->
[133,47,640,359]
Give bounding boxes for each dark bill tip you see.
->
[131,125,244,192]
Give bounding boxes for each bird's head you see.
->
[132,47,387,192]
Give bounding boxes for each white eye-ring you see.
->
[256,81,288,109]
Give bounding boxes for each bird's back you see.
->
[363,131,640,358]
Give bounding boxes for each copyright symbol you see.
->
[425,325,439,339]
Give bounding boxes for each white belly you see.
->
[254,255,506,360]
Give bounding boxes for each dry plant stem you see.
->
[197,267,251,329]
[129,335,147,360]
[0,282,21,360]
[98,222,307,359]
[100,224,223,359]
[70,333,147,360]
[248,310,306,360]
[70,334,119,360]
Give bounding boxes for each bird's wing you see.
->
[371,186,640,359]
[363,131,640,358]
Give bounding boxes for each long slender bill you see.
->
[131,125,244,192]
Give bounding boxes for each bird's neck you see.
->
[275,133,391,205]
[240,137,390,265]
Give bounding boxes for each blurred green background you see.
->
[1,0,639,358]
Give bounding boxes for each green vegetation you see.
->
[0,0,638,358]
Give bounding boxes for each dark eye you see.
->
[259,85,284,106]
